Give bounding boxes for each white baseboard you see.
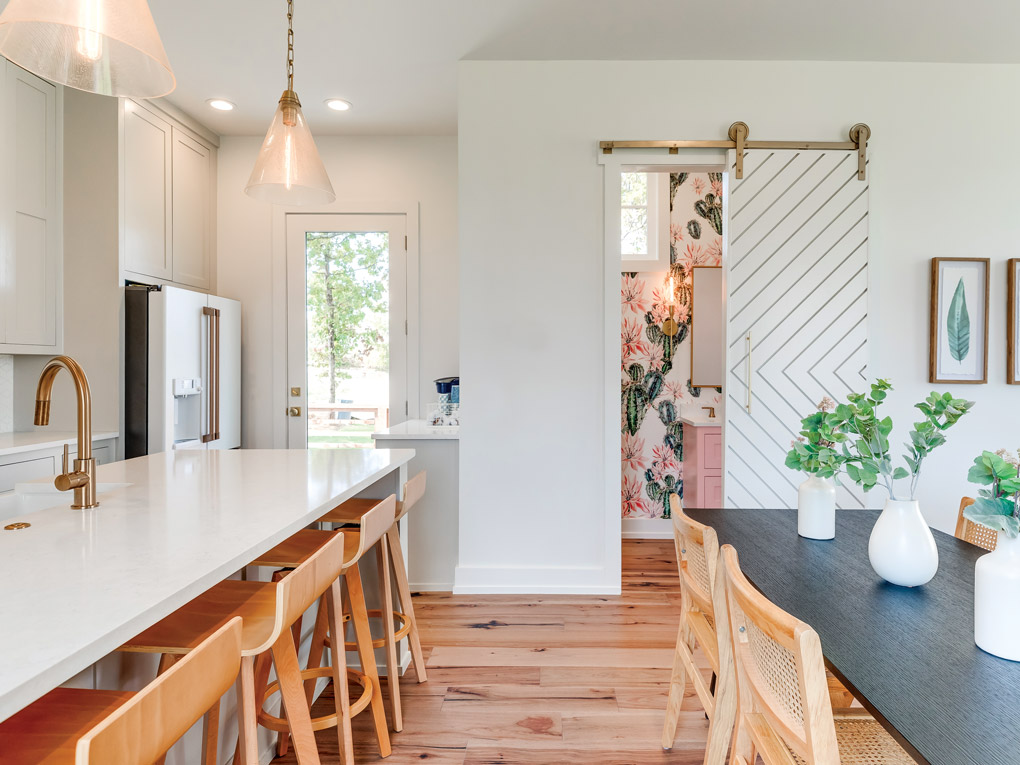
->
[453,564,620,595]
[409,582,455,592]
[622,517,673,539]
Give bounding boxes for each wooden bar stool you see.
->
[249,495,396,764]
[317,470,428,731]
[1,617,242,764]
[119,530,351,765]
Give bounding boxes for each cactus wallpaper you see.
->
[622,172,723,519]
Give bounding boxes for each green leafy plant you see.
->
[784,381,974,499]
[964,450,1020,538]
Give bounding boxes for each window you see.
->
[620,171,668,270]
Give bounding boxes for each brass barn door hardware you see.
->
[600,122,871,180]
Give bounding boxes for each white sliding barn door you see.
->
[724,149,869,509]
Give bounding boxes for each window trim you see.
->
[620,172,670,272]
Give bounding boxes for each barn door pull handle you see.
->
[745,331,752,413]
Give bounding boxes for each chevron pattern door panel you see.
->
[724,149,869,509]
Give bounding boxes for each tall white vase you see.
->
[975,531,1020,661]
[868,499,939,587]
[798,475,836,540]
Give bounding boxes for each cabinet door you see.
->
[122,102,172,280]
[171,128,212,290]
[3,62,58,347]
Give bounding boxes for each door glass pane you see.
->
[305,231,389,448]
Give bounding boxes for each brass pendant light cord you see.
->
[286,0,294,92]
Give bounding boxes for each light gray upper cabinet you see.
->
[0,59,62,354]
[121,100,216,291]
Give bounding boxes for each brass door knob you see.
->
[287,406,302,417]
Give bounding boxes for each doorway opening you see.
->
[286,213,411,448]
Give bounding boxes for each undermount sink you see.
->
[0,482,131,524]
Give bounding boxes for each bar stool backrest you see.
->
[670,494,718,618]
[396,471,427,523]
[75,618,242,765]
[279,529,348,628]
[720,544,840,764]
[350,494,397,565]
[955,496,997,551]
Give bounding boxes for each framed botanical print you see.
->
[1009,259,1019,384]
[929,257,989,384]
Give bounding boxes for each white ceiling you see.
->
[148,0,1020,137]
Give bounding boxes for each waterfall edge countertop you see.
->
[0,447,414,722]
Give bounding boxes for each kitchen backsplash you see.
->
[0,355,12,432]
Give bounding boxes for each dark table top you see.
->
[685,507,1019,765]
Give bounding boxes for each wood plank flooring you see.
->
[274,539,710,764]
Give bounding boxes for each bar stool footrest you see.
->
[329,609,411,650]
[258,666,372,733]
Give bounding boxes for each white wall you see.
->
[458,60,1020,594]
[216,135,459,448]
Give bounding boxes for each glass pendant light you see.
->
[245,0,335,206]
[0,0,175,98]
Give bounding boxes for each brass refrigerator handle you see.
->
[201,307,219,443]
[746,331,752,413]
[214,308,221,440]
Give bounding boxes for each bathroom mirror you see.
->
[690,266,723,388]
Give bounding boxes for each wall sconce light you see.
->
[662,274,680,337]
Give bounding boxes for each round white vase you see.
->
[868,499,939,587]
[797,475,836,540]
[975,531,1020,661]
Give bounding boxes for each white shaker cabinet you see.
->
[121,100,216,291]
[121,102,172,281]
[0,59,62,353]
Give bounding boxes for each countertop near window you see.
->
[372,419,459,441]
[0,430,119,458]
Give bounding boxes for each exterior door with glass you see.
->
[286,213,408,448]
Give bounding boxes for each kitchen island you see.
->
[0,447,414,725]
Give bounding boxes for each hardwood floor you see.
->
[274,539,711,764]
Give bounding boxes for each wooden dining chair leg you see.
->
[703,660,736,765]
[234,656,259,765]
[326,578,355,765]
[271,629,322,765]
[201,697,222,765]
[660,619,689,749]
[377,532,403,731]
[347,563,393,757]
[386,524,427,682]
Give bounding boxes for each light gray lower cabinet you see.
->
[0,437,118,493]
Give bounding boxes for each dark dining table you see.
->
[685,507,1018,765]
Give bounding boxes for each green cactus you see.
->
[644,370,664,402]
[707,172,722,184]
[627,363,644,382]
[658,399,676,426]
[669,173,688,211]
[623,384,649,435]
[687,220,701,240]
[687,380,701,398]
[695,193,723,235]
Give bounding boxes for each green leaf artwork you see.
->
[947,278,971,362]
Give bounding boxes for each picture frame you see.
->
[929,257,989,384]
[1009,258,1019,385]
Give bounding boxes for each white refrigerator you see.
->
[125,285,241,456]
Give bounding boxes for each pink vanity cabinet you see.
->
[682,422,723,508]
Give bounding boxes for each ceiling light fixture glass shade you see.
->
[245,0,334,206]
[245,89,335,205]
[0,0,175,98]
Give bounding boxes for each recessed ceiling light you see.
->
[325,98,352,112]
[207,98,235,111]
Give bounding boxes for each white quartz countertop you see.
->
[0,430,119,458]
[373,419,459,440]
[0,447,414,722]
[679,416,721,428]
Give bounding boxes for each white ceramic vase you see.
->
[868,499,939,587]
[797,475,836,540]
[975,531,1020,661]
